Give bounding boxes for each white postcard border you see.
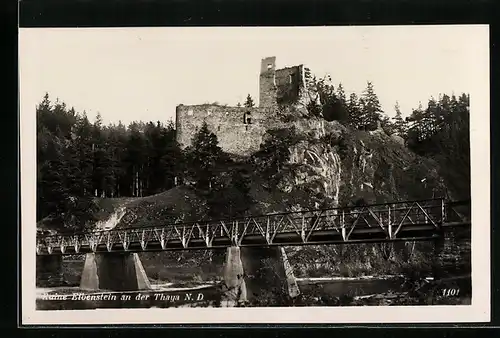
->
[20,25,491,325]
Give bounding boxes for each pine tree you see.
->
[347,93,363,129]
[336,83,347,106]
[41,132,72,221]
[143,122,158,194]
[91,113,108,197]
[65,129,82,198]
[160,120,184,190]
[50,100,75,140]
[141,121,182,195]
[185,122,227,193]
[73,112,94,196]
[421,97,438,139]
[103,124,123,197]
[37,95,84,226]
[36,94,53,218]
[102,126,118,197]
[126,122,147,197]
[432,93,470,198]
[361,81,383,131]
[37,93,52,131]
[252,126,301,185]
[244,94,255,108]
[406,102,426,145]
[392,101,407,137]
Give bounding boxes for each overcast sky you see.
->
[20,26,486,125]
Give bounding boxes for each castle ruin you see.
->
[175,57,308,156]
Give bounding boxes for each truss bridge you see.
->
[36,198,471,256]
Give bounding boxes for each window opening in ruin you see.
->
[245,125,249,131]
[289,74,293,83]
[217,126,221,131]
[243,111,252,124]
[267,64,273,70]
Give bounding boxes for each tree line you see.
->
[37,93,184,225]
[302,69,469,160]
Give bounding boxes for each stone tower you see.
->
[259,56,278,108]
[259,56,308,109]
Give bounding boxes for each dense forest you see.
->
[302,71,470,198]
[36,77,470,231]
[37,93,184,228]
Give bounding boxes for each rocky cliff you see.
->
[248,117,449,212]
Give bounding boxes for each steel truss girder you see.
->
[36,199,470,255]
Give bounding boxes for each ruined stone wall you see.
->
[176,104,277,156]
[259,56,278,109]
[175,57,308,156]
[259,58,307,108]
[275,65,306,105]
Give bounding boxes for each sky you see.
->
[19,26,486,126]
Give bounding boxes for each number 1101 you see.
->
[442,288,460,297]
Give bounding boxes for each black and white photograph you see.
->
[20,25,490,324]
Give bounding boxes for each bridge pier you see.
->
[36,255,64,287]
[80,252,152,291]
[222,247,248,304]
[222,246,300,306]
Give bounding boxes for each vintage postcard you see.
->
[20,25,490,324]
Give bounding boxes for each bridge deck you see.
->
[36,198,471,255]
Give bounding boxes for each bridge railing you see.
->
[41,197,448,236]
[36,198,471,254]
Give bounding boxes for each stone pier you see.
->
[222,246,300,306]
[80,253,152,291]
[36,255,64,287]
